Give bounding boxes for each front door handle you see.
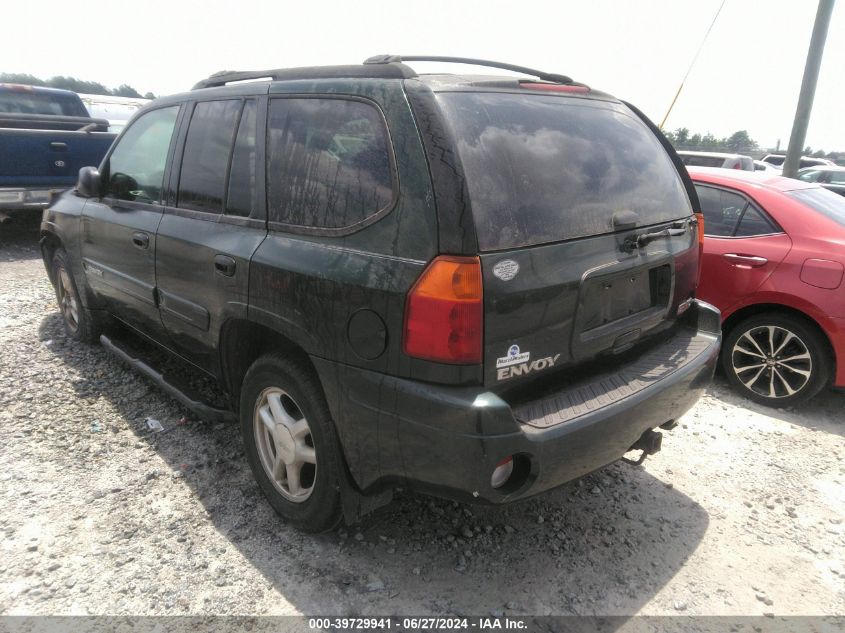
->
[723,253,768,267]
[131,232,150,249]
[214,254,236,277]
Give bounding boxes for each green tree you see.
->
[0,73,45,86]
[725,130,758,152]
[700,133,718,149]
[143,92,156,100]
[46,76,111,95]
[673,127,690,145]
[111,84,142,98]
[0,72,147,98]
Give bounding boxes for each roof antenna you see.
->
[660,0,727,130]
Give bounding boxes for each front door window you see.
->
[104,106,179,203]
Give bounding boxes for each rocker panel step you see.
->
[99,334,236,423]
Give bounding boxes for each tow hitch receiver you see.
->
[622,429,663,466]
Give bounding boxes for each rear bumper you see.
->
[0,187,62,210]
[315,300,721,504]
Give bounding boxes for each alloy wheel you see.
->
[253,387,316,502]
[731,325,812,399]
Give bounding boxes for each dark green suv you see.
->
[41,56,720,532]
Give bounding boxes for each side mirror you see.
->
[76,166,102,198]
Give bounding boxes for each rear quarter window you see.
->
[266,97,395,231]
[436,92,691,250]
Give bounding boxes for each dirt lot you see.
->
[1,215,843,617]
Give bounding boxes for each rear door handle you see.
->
[723,253,768,267]
[214,254,236,277]
[131,232,150,249]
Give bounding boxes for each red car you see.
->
[689,167,845,407]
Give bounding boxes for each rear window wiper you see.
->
[623,219,691,253]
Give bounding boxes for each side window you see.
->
[798,170,821,183]
[105,106,179,203]
[266,98,394,229]
[828,171,845,184]
[734,205,776,237]
[177,100,241,213]
[225,100,257,217]
[695,185,746,236]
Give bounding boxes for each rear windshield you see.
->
[788,188,845,227]
[0,90,88,117]
[437,92,691,250]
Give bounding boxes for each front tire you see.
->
[239,354,342,532]
[721,313,830,407]
[51,248,101,344]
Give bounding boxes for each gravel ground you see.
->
[1,215,844,617]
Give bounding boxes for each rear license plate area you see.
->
[580,264,671,330]
[571,263,673,359]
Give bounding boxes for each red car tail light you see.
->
[403,256,483,364]
[695,212,705,284]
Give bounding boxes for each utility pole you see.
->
[782,0,835,178]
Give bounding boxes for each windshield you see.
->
[436,92,691,250]
[788,188,845,227]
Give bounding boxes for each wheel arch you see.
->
[722,302,837,373]
[218,318,319,405]
[220,318,369,505]
[39,229,63,285]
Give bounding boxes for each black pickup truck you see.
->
[0,84,115,218]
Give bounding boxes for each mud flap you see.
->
[338,469,393,525]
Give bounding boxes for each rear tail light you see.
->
[403,255,483,364]
[695,212,705,247]
[695,212,705,284]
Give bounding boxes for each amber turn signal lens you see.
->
[403,256,483,364]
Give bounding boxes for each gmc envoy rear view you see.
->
[40,56,720,531]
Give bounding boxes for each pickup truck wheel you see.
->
[240,354,342,532]
[721,313,830,408]
[51,249,99,344]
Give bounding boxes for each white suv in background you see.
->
[761,153,834,170]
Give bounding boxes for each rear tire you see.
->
[239,354,342,532]
[51,248,101,344]
[721,313,830,408]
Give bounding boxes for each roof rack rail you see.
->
[193,70,276,90]
[192,63,417,90]
[364,55,573,84]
